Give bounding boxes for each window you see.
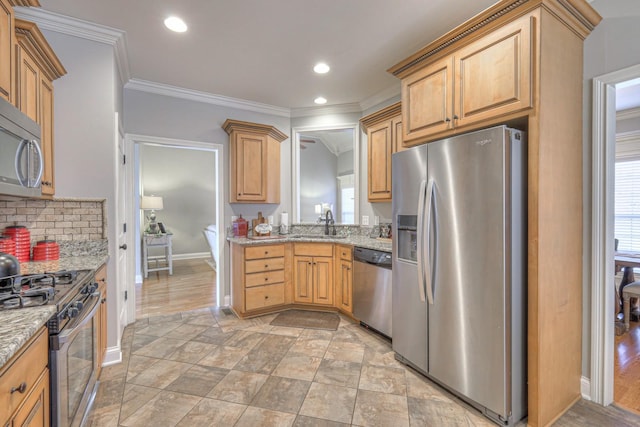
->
[337,174,355,224]
[615,159,640,252]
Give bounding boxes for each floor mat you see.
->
[270,309,340,330]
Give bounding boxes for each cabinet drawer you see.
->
[294,243,333,257]
[0,327,48,423]
[245,244,285,260]
[245,257,285,274]
[246,270,285,287]
[337,245,353,261]
[245,283,285,310]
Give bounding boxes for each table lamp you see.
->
[141,195,164,234]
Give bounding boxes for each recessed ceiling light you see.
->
[314,62,330,74]
[314,97,327,105]
[164,16,188,33]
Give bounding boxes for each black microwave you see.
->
[0,97,43,199]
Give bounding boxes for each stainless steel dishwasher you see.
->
[353,246,392,338]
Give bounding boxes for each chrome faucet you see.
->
[324,209,335,235]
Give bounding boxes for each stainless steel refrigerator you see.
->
[392,125,527,426]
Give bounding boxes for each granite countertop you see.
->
[0,254,109,370]
[227,234,392,253]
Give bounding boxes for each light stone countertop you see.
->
[0,255,109,370]
[227,234,392,253]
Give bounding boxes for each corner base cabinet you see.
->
[223,119,287,204]
[388,0,601,425]
[0,326,50,427]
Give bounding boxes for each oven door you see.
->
[50,292,101,427]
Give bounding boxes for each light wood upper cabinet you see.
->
[0,0,14,103]
[361,102,402,202]
[223,119,287,204]
[398,13,533,145]
[15,19,66,197]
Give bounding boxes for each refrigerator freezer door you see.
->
[426,126,511,418]
[392,145,428,373]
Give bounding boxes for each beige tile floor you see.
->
[89,307,640,426]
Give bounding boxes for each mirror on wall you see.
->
[292,125,359,224]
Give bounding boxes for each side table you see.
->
[143,232,173,278]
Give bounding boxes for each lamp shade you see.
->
[140,196,164,210]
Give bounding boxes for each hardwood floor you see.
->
[615,319,640,415]
[136,258,216,319]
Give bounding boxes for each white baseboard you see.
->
[102,346,122,367]
[171,252,209,261]
[581,376,592,401]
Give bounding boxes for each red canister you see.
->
[32,239,60,261]
[0,236,16,256]
[232,215,248,237]
[3,226,30,262]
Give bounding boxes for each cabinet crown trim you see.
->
[360,102,401,131]
[387,0,601,78]
[15,18,66,80]
[222,119,288,142]
[8,0,40,6]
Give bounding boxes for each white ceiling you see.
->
[300,129,354,155]
[29,0,640,113]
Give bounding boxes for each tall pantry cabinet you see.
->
[388,1,601,426]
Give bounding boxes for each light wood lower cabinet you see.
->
[95,264,108,377]
[335,245,353,314]
[0,326,49,427]
[232,243,288,316]
[293,243,333,306]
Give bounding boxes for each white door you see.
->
[115,113,131,327]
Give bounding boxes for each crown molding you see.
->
[359,84,401,112]
[14,7,131,84]
[617,107,640,121]
[125,79,291,118]
[290,102,362,118]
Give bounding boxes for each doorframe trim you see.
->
[123,133,225,323]
[590,63,640,405]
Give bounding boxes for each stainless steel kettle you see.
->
[0,252,20,278]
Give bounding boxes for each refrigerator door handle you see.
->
[416,179,427,303]
[424,179,435,305]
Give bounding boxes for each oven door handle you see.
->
[51,293,100,350]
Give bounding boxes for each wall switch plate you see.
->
[268,215,274,225]
[362,215,369,225]
[374,216,379,225]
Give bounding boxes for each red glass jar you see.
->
[232,215,248,237]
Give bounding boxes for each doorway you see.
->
[123,134,225,322]
[590,63,640,408]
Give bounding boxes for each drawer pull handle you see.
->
[265,265,269,268]
[11,382,27,394]
[265,295,269,299]
[265,277,268,281]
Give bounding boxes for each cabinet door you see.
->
[233,132,267,202]
[337,259,352,313]
[401,56,454,144]
[40,77,54,196]
[293,256,313,303]
[313,257,333,305]
[10,369,49,427]
[367,120,392,202]
[454,13,532,128]
[392,115,406,153]
[0,0,13,102]
[17,46,39,122]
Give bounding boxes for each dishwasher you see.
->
[353,246,392,339]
